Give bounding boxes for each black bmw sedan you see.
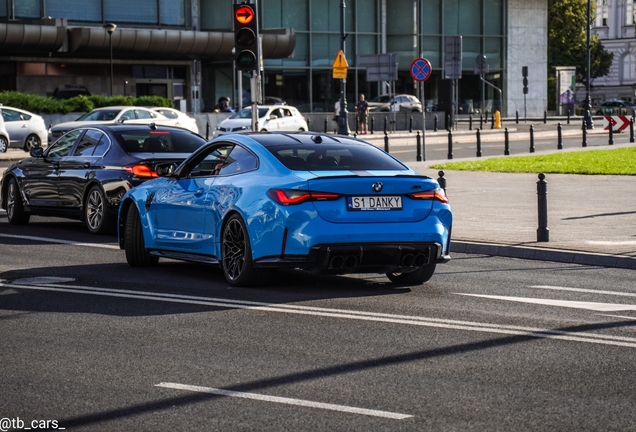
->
[0,123,207,234]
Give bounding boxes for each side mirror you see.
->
[155,162,177,177]
[30,147,44,158]
[268,115,279,120]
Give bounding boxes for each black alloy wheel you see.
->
[0,136,7,153]
[24,134,41,152]
[6,177,30,225]
[221,214,263,286]
[85,185,114,234]
[124,204,159,267]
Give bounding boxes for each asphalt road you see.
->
[2,213,636,431]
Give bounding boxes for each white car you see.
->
[213,105,308,137]
[149,107,199,134]
[0,106,47,151]
[48,106,170,142]
[368,94,423,112]
[0,114,10,153]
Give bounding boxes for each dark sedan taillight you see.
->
[124,164,158,178]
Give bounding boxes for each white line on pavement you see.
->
[155,382,413,419]
[529,285,636,298]
[460,293,636,312]
[0,233,119,249]
[3,280,636,348]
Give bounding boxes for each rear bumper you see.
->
[254,242,448,274]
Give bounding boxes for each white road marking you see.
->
[0,233,119,249]
[530,285,636,298]
[600,314,636,321]
[155,382,413,419]
[587,240,636,246]
[3,280,636,348]
[460,293,636,312]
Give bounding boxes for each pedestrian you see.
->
[215,97,234,113]
[356,94,369,134]
[333,98,341,133]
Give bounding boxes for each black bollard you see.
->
[437,170,447,193]
[370,116,374,135]
[476,129,482,157]
[631,117,635,143]
[355,116,359,135]
[491,112,495,129]
[609,121,614,145]
[567,110,571,125]
[537,173,549,242]
[384,131,389,153]
[205,120,210,140]
[434,115,438,132]
[416,131,422,161]
[409,115,413,133]
[543,110,547,124]
[480,113,483,130]
[307,117,311,131]
[324,117,328,133]
[384,116,387,134]
[582,120,587,147]
[529,124,535,153]
[504,128,510,155]
[557,122,563,150]
[447,130,453,159]
[516,110,519,124]
[469,114,473,131]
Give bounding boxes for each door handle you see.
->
[83,162,90,168]
[194,188,205,197]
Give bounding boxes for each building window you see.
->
[596,0,609,27]
[627,0,636,25]
[621,52,636,82]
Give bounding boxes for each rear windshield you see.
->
[267,142,408,171]
[117,130,206,153]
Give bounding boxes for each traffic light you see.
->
[233,3,259,72]
[522,66,529,95]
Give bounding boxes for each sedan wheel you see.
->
[6,177,30,225]
[85,185,114,234]
[221,214,264,286]
[386,262,437,285]
[0,136,7,153]
[124,204,158,267]
[24,134,41,152]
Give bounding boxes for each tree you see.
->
[548,0,613,83]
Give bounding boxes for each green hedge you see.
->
[0,91,173,114]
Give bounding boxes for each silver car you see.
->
[1,106,47,151]
[368,94,423,112]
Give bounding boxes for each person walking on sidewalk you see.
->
[356,94,369,134]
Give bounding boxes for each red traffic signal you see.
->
[233,4,259,72]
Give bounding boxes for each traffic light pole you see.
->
[337,0,350,135]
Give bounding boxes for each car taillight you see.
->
[124,164,158,178]
[408,187,449,204]
[267,189,341,205]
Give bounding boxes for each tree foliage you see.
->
[548,0,613,82]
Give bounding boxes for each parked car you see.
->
[213,105,308,137]
[117,132,452,286]
[1,124,207,234]
[1,106,47,151]
[368,94,423,112]
[148,107,199,134]
[52,86,91,99]
[48,106,170,142]
[595,99,636,116]
[0,115,11,153]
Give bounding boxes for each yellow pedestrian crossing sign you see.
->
[332,50,348,79]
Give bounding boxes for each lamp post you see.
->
[584,0,593,129]
[103,23,117,96]
[337,0,350,135]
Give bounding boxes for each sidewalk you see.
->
[1,122,635,270]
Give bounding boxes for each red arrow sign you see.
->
[603,115,631,132]
[235,5,254,24]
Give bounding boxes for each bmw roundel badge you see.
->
[372,182,384,193]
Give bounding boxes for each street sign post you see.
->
[411,58,432,161]
[332,49,348,79]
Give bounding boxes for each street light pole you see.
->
[103,23,117,97]
[585,0,593,129]
[337,0,350,135]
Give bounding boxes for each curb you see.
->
[452,240,636,270]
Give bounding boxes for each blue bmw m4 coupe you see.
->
[118,132,452,286]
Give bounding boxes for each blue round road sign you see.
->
[411,58,432,82]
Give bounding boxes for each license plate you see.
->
[347,196,402,211]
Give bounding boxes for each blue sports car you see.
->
[117,132,452,286]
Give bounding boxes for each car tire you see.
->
[386,262,436,285]
[124,204,159,267]
[221,214,266,287]
[24,134,41,152]
[6,177,30,225]
[0,135,7,153]
[298,128,306,131]
[85,185,115,234]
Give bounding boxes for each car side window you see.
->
[188,144,234,177]
[48,129,83,158]
[136,109,153,120]
[73,130,108,157]
[2,109,25,122]
[158,109,178,119]
[218,145,257,175]
[120,110,135,120]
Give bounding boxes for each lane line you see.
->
[460,293,636,312]
[3,281,636,348]
[0,233,119,250]
[155,382,413,419]
[530,285,636,298]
